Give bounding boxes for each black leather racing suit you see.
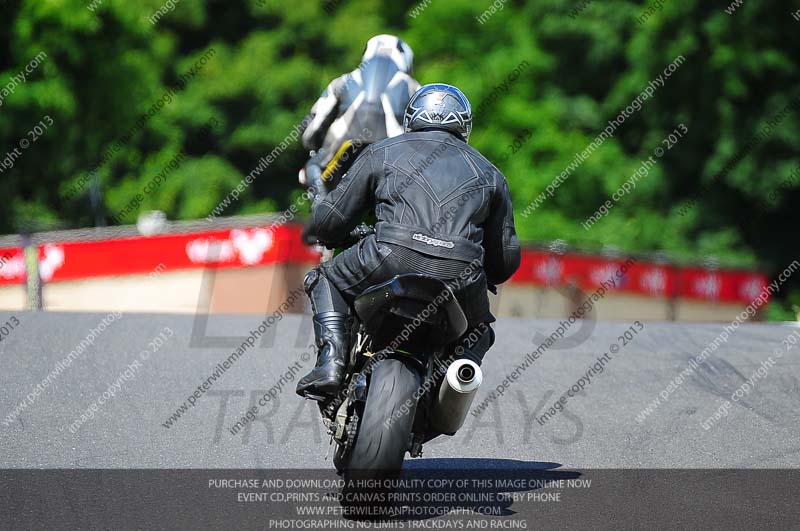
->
[306,129,521,363]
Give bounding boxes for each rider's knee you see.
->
[303,267,322,296]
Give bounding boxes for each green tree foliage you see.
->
[0,0,797,314]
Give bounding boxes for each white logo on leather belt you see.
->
[412,233,455,249]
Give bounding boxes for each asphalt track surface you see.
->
[2,311,800,468]
[2,311,800,529]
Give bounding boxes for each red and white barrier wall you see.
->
[496,251,768,322]
[0,225,317,314]
[0,224,769,321]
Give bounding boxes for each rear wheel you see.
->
[346,358,420,478]
[333,444,348,473]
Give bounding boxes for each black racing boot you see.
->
[456,323,495,366]
[296,311,349,399]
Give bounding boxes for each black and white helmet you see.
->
[362,34,414,74]
[403,83,472,142]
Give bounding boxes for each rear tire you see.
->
[333,442,348,473]
[346,358,420,478]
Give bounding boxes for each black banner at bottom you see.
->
[2,467,798,530]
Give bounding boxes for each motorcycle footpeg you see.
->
[301,392,329,402]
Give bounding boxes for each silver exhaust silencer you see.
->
[429,359,483,434]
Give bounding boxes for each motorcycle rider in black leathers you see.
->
[297,83,521,399]
[300,35,420,200]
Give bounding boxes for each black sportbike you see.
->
[302,228,483,482]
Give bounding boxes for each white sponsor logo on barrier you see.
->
[186,229,275,266]
[640,268,667,295]
[535,257,563,284]
[39,245,65,282]
[231,229,274,265]
[739,276,766,302]
[695,273,722,299]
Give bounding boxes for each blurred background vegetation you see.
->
[0,0,798,317]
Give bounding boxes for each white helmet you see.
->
[362,34,414,74]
